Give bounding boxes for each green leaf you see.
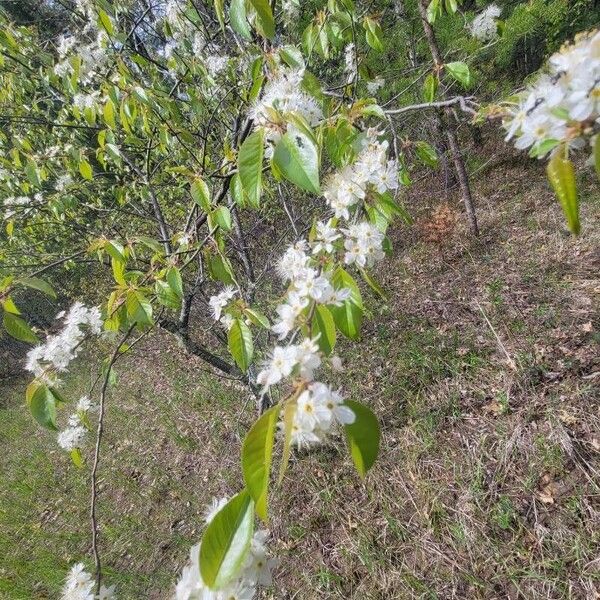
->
[249,0,275,39]
[423,72,438,103]
[191,178,211,212]
[230,0,252,40]
[97,8,114,35]
[228,318,253,372]
[363,17,383,52]
[26,382,58,430]
[25,159,41,186]
[167,267,184,299]
[415,141,438,168]
[329,268,363,340]
[17,277,56,298]
[547,152,579,235]
[212,206,232,232]
[199,490,254,590]
[272,129,320,194]
[243,308,270,329]
[208,254,235,285]
[126,291,153,327]
[427,0,441,23]
[312,304,336,356]
[104,99,116,129]
[238,130,264,208]
[343,400,380,478]
[3,311,38,343]
[155,280,180,310]
[445,61,471,88]
[71,448,84,468]
[242,404,281,522]
[2,297,20,315]
[79,159,93,181]
[214,0,225,29]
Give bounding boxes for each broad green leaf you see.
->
[273,130,320,194]
[79,159,93,180]
[244,308,269,329]
[242,404,281,522]
[25,159,41,186]
[238,130,264,208]
[214,0,225,30]
[104,99,116,129]
[3,311,38,343]
[329,268,363,340]
[427,0,441,23]
[191,178,211,212]
[445,61,471,88]
[112,257,126,285]
[230,0,252,40]
[230,173,246,208]
[278,400,297,484]
[423,72,438,103]
[166,267,184,299]
[126,291,153,327]
[415,141,438,168]
[312,304,336,355]
[26,382,58,430]
[343,400,380,478]
[155,280,180,310]
[212,206,232,232]
[98,8,114,35]
[363,17,383,52]
[228,318,253,372]
[2,297,20,314]
[71,448,84,468]
[200,490,254,590]
[547,152,579,235]
[249,0,275,39]
[209,254,235,285]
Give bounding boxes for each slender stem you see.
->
[90,325,135,594]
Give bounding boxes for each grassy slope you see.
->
[0,157,598,599]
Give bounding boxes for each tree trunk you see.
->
[417,0,479,236]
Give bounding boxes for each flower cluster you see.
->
[322,128,399,219]
[250,68,323,151]
[342,222,385,268]
[468,4,501,42]
[208,286,237,329]
[174,498,277,600]
[366,77,385,95]
[25,302,103,385]
[503,30,600,158]
[291,381,355,448]
[56,396,96,452]
[61,563,116,600]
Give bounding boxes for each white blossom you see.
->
[503,30,600,158]
[469,4,501,42]
[366,77,385,95]
[25,303,103,384]
[60,563,95,600]
[208,287,236,321]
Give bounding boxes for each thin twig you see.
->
[90,324,136,594]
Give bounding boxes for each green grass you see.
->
[1,165,599,598]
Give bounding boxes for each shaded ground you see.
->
[1,153,599,599]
